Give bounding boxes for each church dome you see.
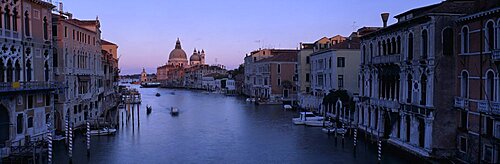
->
[168,38,187,61]
[190,49,201,61]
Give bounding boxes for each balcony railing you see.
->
[492,49,500,61]
[372,55,400,64]
[371,98,400,109]
[478,100,500,115]
[454,97,469,109]
[0,81,63,93]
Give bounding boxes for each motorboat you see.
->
[322,127,336,134]
[90,127,117,136]
[170,107,179,116]
[292,112,324,125]
[155,93,161,97]
[140,82,161,88]
[146,105,152,114]
[283,105,293,110]
[245,98,256,102]
[304,120,333,127]
[335,128,347,135]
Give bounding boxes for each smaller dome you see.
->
[190,54,201,61]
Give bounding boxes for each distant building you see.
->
[101,40,120,119]
[244,49,299,103]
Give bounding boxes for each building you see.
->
[247,50,299,103]
[156,38,213,88]
[0,0,59,158]
[101,40,119,123]
[356,0,478,160]
[243,49,299,99]
[184,64,227,89]
[140,68,148,83]
[52,9,105,131]
[453,1,500,163]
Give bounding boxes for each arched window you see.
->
[382,40,387,55]
[44,61,49,82]
[397,36,401,54]
[14,60,20,82]
[421,74,427,106]
[362,45,366,64]
[24,11,30,36]
[486,71,495,101]
[0,8,3,29]
[461,71,469,98]
[43,17,48,40]
[387,39,392,55]
[408,33,414,61]
[378,41,381,56]
[370,43,373,60]
[0,60,4,82]
[461,27,469,53]
[25,60,31,82]
[443,28,454,56]
[407,74,412,103]
[4,7,10,30]
[12,8,17,31]
[485,21,495,51]
[391,37,396,54]
[6,59,12,82]
[422,30,428,59]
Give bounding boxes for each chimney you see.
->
[381,13,389,28]
[59,2,63,15]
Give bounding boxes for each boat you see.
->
[335,128,347,135]
[140,82,161,88]
[304,120,333,127]
[146,105,152,114]
[292,112,324,125]
[322,127,336,134]
[283,104,293,110]
[155,93,161,97]
[90,127,117,136]
[170,92,175,95]
[170,107,179,116]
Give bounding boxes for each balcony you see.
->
[0,81,63,93]
[492,49,500,61]
[478,100,500,115]
[372,55,400,65]
[371,98,400,109]
[454,97,469,109]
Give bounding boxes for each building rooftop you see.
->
[257,53,297,63]
[102,39,117,46]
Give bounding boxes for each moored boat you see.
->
[304,120,333,127]
[292,112,323,125]
[170,107,179,116]
[155,93,161,97]
[146,105,152,114]
[90,127,117,136]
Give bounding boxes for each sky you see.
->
[63,0,440,75]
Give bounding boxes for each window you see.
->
[6,60,12,82]
[485,117,494,136]
[420,74,427,105]
[277,64,281,74]
[43,17,48,40]
[44,61,49,82]
[408,33,414,60]
[462,27,469,53]
[72,29,75,40]
[16,114,23,134]
[421,30,428,59]
[407,74,412,103]
[396,36,401,54]
[337,57,345,67]
[64,26,68,37]
[0,8,2,29]
[459,137,467,153]
[338,75,344,88]
[12,8,17,31]
[483,144,493,162]
[25,60,32,81]
[46,114,50,124]
[460,110,468,129]
[27,95,33,109]
[329,57,332,68]
[378,41,381,56]
[461,71,469,98]
[443,28,454,56]
[277,78,281,86]
[386,39,391,54]
[24,11,29,36]
[306,56,310,64]
[4,8,10,30]
[317,75,323,86]
[52,25,57,37]
[382,40,387,55]
[305,73,310,82]
[486,21,495,51]
[391,37,396,54]
[27,117,33,128]
[362,45,367,63]
[486,71,495,101]
[369,43,373,59]
[45,94,50,106]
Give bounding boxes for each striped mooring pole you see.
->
[69,124,73,163]
[377,139,382,162]
[47,124,52,164]
[65,118,69,144]
[353,128,358,149]
[86,121,91,157]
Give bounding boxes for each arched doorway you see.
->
[0,104,10,147]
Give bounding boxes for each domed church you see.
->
[167,38,206,67]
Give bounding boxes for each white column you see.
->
[424,117,433,150]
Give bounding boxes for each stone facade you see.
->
[0,0,58,158]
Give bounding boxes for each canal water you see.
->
[54,86,413,164]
